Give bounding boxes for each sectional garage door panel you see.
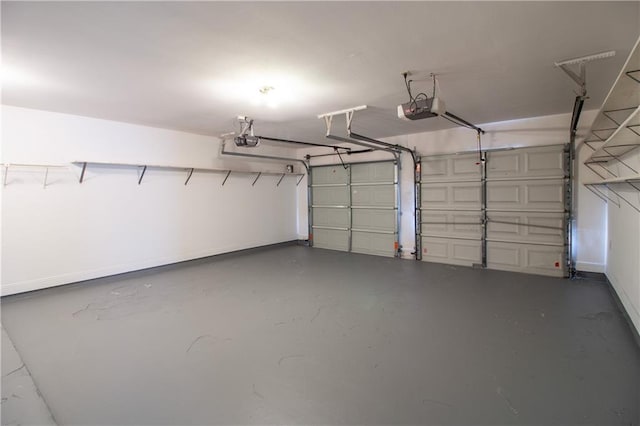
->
[420,146,569,276]
[311,161,397,258]
[313,186,350,207]
[422,237,482,266]
[349,162,397,257]
[486,211,565,246]
[487,145,566,179]
[421,155,481,182]
[486,145,568,276]
[487,241,565,277]
[351,162,395,183]
[486,179,566,212]
[421,182,482,211]
[352,209,396,233]
[352,184,396,207]
[421,211,482,240]
[352,231,396,257]
[420,153,482,266]
[313,229,349,252]
[312,207,350,229]
[312,165,349,185]
[311,165,350,253]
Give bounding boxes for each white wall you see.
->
[1,106,302,296]
[297,111,606,271]
[602,149,640,333]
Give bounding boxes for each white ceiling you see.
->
[2,1,639,143]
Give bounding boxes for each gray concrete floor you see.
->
[1,245,639,425]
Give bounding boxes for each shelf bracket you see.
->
[222,170,231,186]
[626,69,640,84]
[276,173,286,187]
[602,148,639,174]
[585,184,620,206]
[296,174,305,186]
[252,172,262,187]
[628,124,640,138]
[184,168,195,186]
[605,184,640,213]
[43,167,49,189]
[79,162,88,183]
[138,165,147,185]
[584,141,598,152]
[602,107,636,127]
[3,165,8,186]
[585,163,610,180]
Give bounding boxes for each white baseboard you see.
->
[575,261,605,273]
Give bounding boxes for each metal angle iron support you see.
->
[138,166,147,185]
[185,168,195,186]
[222,170,232,186]
[252,172,262,187]
[79,162,88,183]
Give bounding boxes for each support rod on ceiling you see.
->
[442,112,485,134]
[256,135,353,151]
[326,134,400,158]
[307,148,376,159]
[220,140,309,174]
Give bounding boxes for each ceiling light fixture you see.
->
[211,71,319,109]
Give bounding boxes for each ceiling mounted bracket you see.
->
[318,105,368,136]
[555,50,615,97]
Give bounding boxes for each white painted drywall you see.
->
[602,150,640,333]
[1,106,302,295]
[298,111,606,271]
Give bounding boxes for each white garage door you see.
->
[420,145,569,277]
[486,145,568,277]
[311,161,398,257]
[420,153,483,266]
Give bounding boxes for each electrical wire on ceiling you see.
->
[403,72,437,114]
